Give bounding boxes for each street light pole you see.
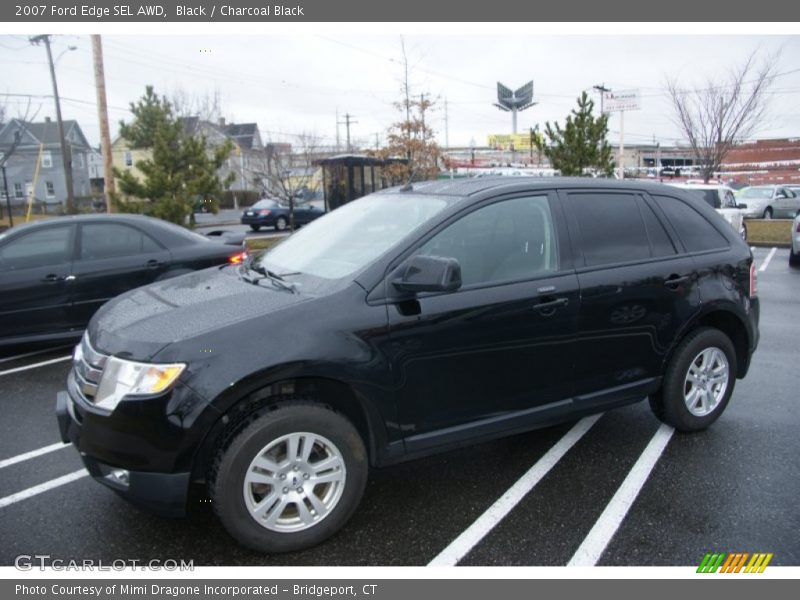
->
[31,34,75,214]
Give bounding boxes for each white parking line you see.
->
[0,345,72,364]
[428,414,602,566]
[0,442,71,469]
[0,469,88,509]
[568,423,674,566]
[759,247,778,272]
[0,355,71,377]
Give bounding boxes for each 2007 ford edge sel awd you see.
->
[57,178,759,553]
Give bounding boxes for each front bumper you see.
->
[56,388,192,518]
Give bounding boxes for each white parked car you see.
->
[737,185,800,220]
[667,183,747,240]
[791,212,800,267]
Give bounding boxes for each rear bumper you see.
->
[56,390,191,518]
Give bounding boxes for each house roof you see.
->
[0,118,91,149]
[224,123,260,149]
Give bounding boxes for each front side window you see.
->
[80,223,158,260]
[0,226,72,270]
[653,195,729,253]
[416,195,558,286]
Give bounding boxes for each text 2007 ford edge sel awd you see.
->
[57,178,759,553]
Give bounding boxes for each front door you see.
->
[0,224,76,341]
[384,193,579,452]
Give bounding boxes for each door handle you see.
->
[41,273,63,283]
[146,259,162,269]
[664,274,691,288]
[532,297,569,313]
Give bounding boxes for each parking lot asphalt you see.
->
[1,247,798,566]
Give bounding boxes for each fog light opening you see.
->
[106,468,130,487]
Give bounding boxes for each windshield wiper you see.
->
[239,262,298,293]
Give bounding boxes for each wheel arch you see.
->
[665,306,752,380]
[190,375,384,484]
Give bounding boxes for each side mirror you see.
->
[737,203,748,210]
[776,192,787,199]
[393,255,462,294]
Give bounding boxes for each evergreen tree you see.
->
[535,91,614,176]
[113,86,233,225]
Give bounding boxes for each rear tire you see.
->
[210,404,367,553]
[649,327,737,432]
[762,207,773,220]
[275,217,288,232]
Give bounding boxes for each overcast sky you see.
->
[1,34,798,150]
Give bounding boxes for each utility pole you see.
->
[335,108,340,153]
[374,133,380,151]
[444,98,449,151]
[30,34,75,213]
[593,83,611,116]
[338,113,357,153]
[91,34,114,212]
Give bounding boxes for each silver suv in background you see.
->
[668,183,747,240]
[738,185,800,220]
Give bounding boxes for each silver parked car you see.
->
[738,185,800,220]
[668,183,747,240]
[791,212,800,267]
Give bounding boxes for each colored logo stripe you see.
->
[697,552,773,573]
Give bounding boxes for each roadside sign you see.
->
[603,90,640,112]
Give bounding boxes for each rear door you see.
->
[561,189,700,402]
[69,221,172,326]
[0,224,76,340]
[384,192,580,451]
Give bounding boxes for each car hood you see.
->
[88,266,310,360]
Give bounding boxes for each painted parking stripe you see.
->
[568,423,674,566]
[0,442,71,470]
[0,469,88,509]
[0,345,72,364]
[0,355,71,377]
[428,414,603,566]
[759,247,777,272]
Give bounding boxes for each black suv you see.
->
[57,178,759,553]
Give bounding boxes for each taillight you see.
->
[749,261,757,298]
[259,209,271,216]
[229,251,248,265]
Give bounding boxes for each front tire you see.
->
[790,247,800,267]
[649,327,737,432]
[250,224,261,232]
[762,207,773,220]
[210,404,368,553]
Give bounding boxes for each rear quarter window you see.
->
[652,194,729,253]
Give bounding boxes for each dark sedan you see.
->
[241,198,325,231]
[0,214,246,348]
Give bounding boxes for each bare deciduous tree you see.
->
[666,51,778,183]
[263,132,321,232]
[169,87,225,123]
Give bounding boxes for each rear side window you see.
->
[80,223,161,260]
[569,192,658,267]
[652,195,729,253]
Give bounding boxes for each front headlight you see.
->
[94,356,186,412]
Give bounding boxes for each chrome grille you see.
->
[72,333,108,403]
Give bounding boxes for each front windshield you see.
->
[741,187,773,199]
[258,193,449,279]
